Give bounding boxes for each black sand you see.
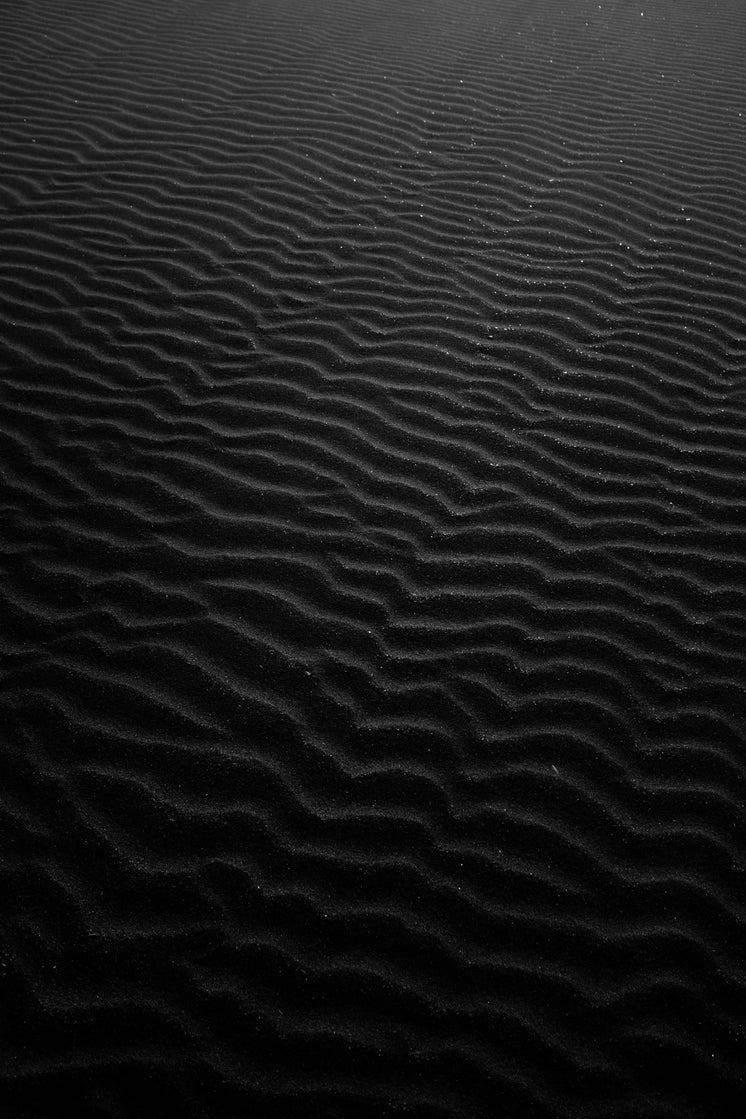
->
[1,1,745,1115]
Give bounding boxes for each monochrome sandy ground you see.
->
[1,1,745,1116]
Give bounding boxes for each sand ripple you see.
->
[1,1,745,1116]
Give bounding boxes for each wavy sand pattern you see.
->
[1,0,746,1115]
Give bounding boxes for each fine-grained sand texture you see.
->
[1,1,745,1116]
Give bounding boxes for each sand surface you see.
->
[1,1,745,1115]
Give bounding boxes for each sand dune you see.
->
[1,1,745,1115]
